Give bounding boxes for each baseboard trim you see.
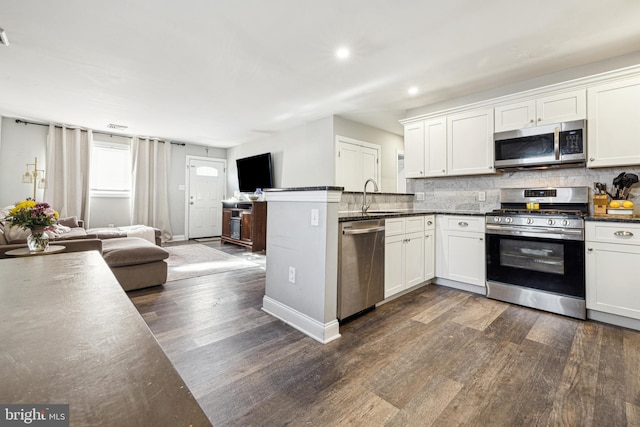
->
[588,309,640,331]
[169,235,186,242]
[434,277,486,295]
[262,296,341,344]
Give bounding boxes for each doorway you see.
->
[186,156,226,239]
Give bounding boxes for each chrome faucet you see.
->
[362,178,379,213]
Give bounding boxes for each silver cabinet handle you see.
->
[529,119,534,123]
[343,226,385,235]
[458,221,469,227]
[427,221,433,226]
[589,157,595,162]
[588,248,593,251]
[614,231,634,237]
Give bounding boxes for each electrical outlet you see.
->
[311,209,319,226]
[416,192,425,201]
[478,191,486,202]
[288,266,296,284]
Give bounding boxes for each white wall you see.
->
[226,116,335,195]
[0,117,48,207]
[406,51,640,119]
[0,117,226,237]
[333,116,403,193]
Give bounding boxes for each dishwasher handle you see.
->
[342,225,385,235]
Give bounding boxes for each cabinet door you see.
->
[447,109,495,176]
[494,100,536,132]
[424,117,447,177]
[586,242,640,319]
[536,89,586,125]
[443,230,485,287]
[404,231,425,287]
[404,122,425,178]
[587,76,640,168]
[385,234,405,298]
[240,211,253,241]
[424,230,435,281]
[222,209,232,237]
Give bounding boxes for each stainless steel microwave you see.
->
[494,120,586,170]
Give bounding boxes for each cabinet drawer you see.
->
[385,218,405,237]
[405,216,425,234]
[438,215,485,232]
[586,222,640,245]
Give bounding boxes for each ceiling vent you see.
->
[107,123,128,130]
[0,28,9,46]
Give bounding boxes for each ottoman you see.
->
[101,237,170,291]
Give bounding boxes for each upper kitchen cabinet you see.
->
[403,117,447,178]
[447,108,495,176]
[587,76,640,168]
[494,89,586,132]
[403,121,425,178]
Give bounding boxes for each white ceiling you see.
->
[2,1,640,148]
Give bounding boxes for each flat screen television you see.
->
[236,152,274,193]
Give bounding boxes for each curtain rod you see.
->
[14,119,186,146]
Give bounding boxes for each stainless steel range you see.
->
[485,187,588,319]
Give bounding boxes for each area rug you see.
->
[165,244,260,282]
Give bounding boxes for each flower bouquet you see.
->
[5,198,59,251]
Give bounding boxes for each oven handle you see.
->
[554,126,560,160]
[486,224,584,238]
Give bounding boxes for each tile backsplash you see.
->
[407,166,640,215]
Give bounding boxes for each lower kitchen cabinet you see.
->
[436,215,485,288]
[424,216,435,281]
[586,221,640,320]
[384,216,426,298]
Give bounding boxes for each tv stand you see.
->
[221,201,267,252]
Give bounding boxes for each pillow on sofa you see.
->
[57,216,80,228]
[4,224,31,243]
[0,228,6,245]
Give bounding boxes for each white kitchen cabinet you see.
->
[494,89,586,132]
[436,215,485,288]
[587,76,640,168]
[403,118,447,178]
[447,108,495,176]
[403,121,425,178]
[424,216,435,281]
[586,221,640,320]
[424,117,447,177]
[384,216,426,298]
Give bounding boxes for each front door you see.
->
[187,157,225,238]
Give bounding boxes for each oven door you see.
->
[486,232,585,298]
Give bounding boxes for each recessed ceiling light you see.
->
[408,87,419,95]
[336,47,350,59]
[0,28,9,46]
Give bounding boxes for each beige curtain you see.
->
[44,125,92,222]
[130,137,172,242]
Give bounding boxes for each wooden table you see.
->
[0,251,212,426]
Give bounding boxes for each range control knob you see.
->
[562,220,569,226]
[505,217,513,224]
[526,218,534,225]
[493,217,502,223]
[547,219,555,225]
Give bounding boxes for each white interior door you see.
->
[335,136,380,192]
[188,157,225,238]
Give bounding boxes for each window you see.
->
[90,137,132,197]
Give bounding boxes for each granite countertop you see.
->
[339,209,487,222]
[585,215,640,223]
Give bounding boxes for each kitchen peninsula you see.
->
[0,251,211,426]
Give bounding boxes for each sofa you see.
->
[0,217,169,291]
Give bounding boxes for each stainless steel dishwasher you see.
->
[338,219,385,321]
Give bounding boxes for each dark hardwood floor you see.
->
[129,241,640,426]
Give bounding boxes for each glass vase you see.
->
[27,229,50,252]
